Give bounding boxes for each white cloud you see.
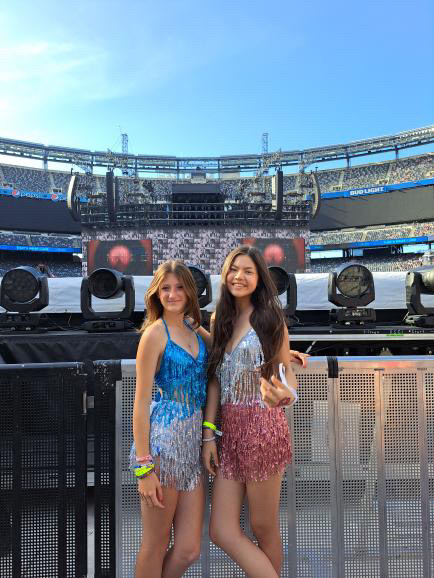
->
[0,40,130,109]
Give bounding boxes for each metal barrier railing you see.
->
[1,357,433,577]
[118,357,434,578]
[0,363,88,578]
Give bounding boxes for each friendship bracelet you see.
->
[134,464,155,478]
[202,436,216,442]
[136,454,153,464]
[202,421,222,436]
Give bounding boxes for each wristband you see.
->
[202,421,222,436]
[278,363,298,407]
[134,464,155,478]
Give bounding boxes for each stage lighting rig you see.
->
[328,263,376,324]
[0,266,49,330]
[405,268,434,327]
[188,266,212,308]
[268,266,298,325]
[80,268,135,332]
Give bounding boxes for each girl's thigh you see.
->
[172,481,205,549]
[140,485,179,546]
[210,474,245,533]
[246,471,283,532]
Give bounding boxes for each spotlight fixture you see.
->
[268,266,297,325]
[80,268,135,332]
[188,266,212,308]
[0,266,49,330]
[328,263,376,324]
[405,268,434,327]
[67,174,81,222]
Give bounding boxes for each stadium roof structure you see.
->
[0,125,432,175]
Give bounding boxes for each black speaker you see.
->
[272,169,283,219]
[106,171,116,222]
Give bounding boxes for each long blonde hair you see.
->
[140,260,201,332]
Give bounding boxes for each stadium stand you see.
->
[1,153,432,201]
[343,162,390,189]
[389,155,433,183]
[310,254,423,273]
[29,233,81,248]
[0,251,81,277]
[311,221,434,246]
[316,169,342,191]
[0,230,80,248]
[1,165,50,192]
[0,230,30,246]
[51,171,72,191]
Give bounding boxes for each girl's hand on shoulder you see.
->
[202,439,219,477]
[137,472,164,509]
[289,349,310,368]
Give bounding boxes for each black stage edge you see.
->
[1,324,434,364]
[0,330,140,364]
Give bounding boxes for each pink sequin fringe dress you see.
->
[217,327,292,483]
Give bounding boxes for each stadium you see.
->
[1,126,434,578]
[0,125,433,279]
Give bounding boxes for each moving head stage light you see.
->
[268,266,297,325]
[0,266,49,330]
[405,268,434,327]
[188,266,212,308]
[81,268,135,332]
[328,263,376,324]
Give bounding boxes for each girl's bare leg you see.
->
[135,486,178,578]
[162,481,205,578]
[209,474,279,578]
[246,471,284,575]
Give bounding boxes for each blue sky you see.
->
[0,0,432,159]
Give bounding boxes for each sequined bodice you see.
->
[217,327,266,407]
[154,320,208,415]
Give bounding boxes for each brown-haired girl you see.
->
[132,260,208,578]
[202,246,299,578]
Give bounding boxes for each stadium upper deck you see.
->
[0,125,432,174]
[0,153,432,198]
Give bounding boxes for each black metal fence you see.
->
[0,363,88,577]
[0,361,119,578]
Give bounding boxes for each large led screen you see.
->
[243,237,305,272]
[87,239,153,275]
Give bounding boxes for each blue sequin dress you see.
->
[131,319,208,491]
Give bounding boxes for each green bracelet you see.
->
[203,421,216,431]
[202,421,222,436]
[134,464,155,478]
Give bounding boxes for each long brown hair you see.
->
[208,245,285,380]
[140,260,201,332]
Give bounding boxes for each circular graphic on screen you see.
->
[263,243,285,266]
[87,239,153,275]
[108,245,132,271]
